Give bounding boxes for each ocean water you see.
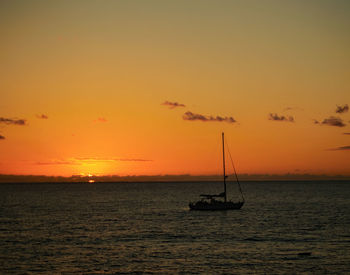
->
[0,181,350,274]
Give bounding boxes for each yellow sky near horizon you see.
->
[1,0,349,176]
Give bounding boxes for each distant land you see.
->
[0,174,350,183]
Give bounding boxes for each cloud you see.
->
[284,107,303,111]
[321,116,346,127]
[35,157,153,165]
[36,114,48,119]
[0,135,5,140]
[183,111,236,124]
[335,104,349,114]
[343,133,350,135]
[0,117,26,125]
[35,160,79,165]
[268,113,294,122]
[162,101,186,109]
[94,117,107,123]
[116,158,152,162]
[328,145,350,151]
[74,157,112,162]
[75,157,152,162]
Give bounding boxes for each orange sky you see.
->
[1,0,350,176]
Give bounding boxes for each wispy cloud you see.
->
[35,160,79,165]
[183,111,236,124]
[95,117,107,123]
[318,116,346,127]
[35,157,153,165]
[343,133,350,135]
[36,114,48,119]
[0,117,26,125]
[116,158,152,162]
[335,104,349,114]
[328,145,350,151]
[283,107,303,111]
[268,113,294,122]
[74,157,112,162]
[0,135,5,140]
[162,101,186,109]
[75,157,152,162]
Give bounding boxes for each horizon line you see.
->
[1,173,350,183]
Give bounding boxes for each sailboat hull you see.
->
[189,201,244,211]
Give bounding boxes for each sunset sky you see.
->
[1,0,349,177]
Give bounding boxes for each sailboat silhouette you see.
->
[189,132,245,210]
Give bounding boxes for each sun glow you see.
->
[0,1,349,177]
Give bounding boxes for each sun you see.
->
[87,173,95,183]
[79,172,95,183]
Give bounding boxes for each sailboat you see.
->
[189,132,245,210]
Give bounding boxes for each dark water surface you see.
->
[0,181,350,274]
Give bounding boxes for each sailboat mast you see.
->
[222,132,227,202]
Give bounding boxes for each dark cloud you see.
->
[183,111,236,124]
[0,117,26,125]
[268,113,294,122]
[162,101,186,109]
[343,133,350,135]
[335,104,349,114]
[313,119,320,124]
[36,114,48,119]
[321,116,346,127]
[0,134,5,140]
[329,145,350,151]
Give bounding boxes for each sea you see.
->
[0,181,350,274]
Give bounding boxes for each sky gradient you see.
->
[1,0,350,177]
